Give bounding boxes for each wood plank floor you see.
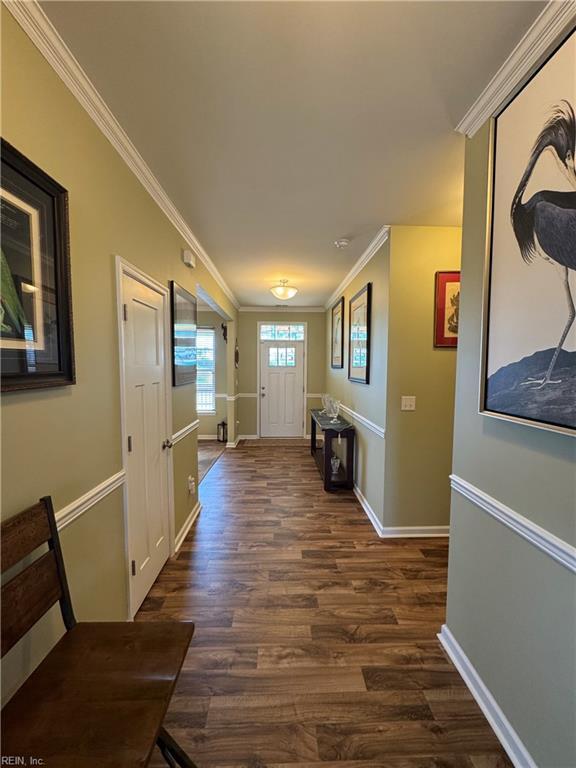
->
[198,441,226,483]
[140,442,512,767]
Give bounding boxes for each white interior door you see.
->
[121,273,170,613]
[260,340,304,437]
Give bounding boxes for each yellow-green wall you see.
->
[1,11,237,701]
[384,226,461,527]
[237,311,326,436]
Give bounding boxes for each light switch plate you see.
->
[401,395,416,411]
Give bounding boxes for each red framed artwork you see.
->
[434,271,460,348]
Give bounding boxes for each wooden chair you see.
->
[1,496,197,768]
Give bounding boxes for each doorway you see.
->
[258,323,306,437]
[117,259,173,617]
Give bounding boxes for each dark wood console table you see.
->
[310,408,355,492]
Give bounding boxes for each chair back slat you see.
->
[1,551,62,657]
[1,502,52,573]
[1,496,76,655]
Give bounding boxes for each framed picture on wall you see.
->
[331,296,344,368]
[480,29,575,435]
[348,282,371,384]
[434,271,460,348]
[1,140,75,391]
[170,281,197,386]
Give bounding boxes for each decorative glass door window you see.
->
[260,324,305,341]
[268,346,296,367]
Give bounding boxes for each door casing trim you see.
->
[115,255,175,620]
[256,321,308,438]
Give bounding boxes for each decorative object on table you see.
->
[320,393,330,414]
[310,408,355,492]
[217,420,228,443]
[348,282,372,384]
[480,29,575,435]
[330,456,341,476]
[434,271,460,348]
[170,281,197,386]
[327,397,341,424]
[1,140,75,391]
[331,297,344,368]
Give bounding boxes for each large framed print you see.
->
[481,30,576,435]
[434,271,460,348]
[331,296,344,368]
[170,281,197,386]
[348,282,371,384]
[1,140,75,391]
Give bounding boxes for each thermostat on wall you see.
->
[182,248,196,268]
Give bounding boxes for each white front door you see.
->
[121,273,170,614]
[260,340,305,437]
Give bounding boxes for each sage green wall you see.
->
[325,242,389,519]
[446,122,576,767]
[384,226,461,527]
[237,311,326,436]
[1,11,237,701]
[197,310,228,437]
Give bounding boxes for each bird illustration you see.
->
[511,100,576,387]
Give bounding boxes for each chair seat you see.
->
[2,621,194,768]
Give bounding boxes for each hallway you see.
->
[140,443,511,766]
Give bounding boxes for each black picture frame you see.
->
[170,281,197,387]
[348,282,371,384]
[1,140,75,391]
[330,296,344,369]
[479,28,575,436]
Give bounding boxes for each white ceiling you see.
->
[41,1,543,306]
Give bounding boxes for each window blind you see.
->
[197,327,216,413]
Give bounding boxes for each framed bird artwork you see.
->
[480,28,576,435]
[0,140,75,391]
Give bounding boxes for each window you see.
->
[268,347,296,367]
[197,328,215,413]
[260,323,305,341]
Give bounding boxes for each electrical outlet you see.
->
[401,395,416,411]
[188,475,196,494]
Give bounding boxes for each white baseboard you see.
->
[238,434,259,440]
[174,500,202,552]
[438,625,537,768]
[226,437,241,448]
[198,434,218,441]
[353,485,449,539]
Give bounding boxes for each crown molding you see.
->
[239,305,326,313]
[4,0,240,309]
[456,1,576,137]
[325,225,390,309]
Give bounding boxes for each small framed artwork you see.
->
[1,140,75,391]
[480,29,575,435]
[170,281,197,386]
[348,282,371,384]
[434,271,460,348]
[331,296,344,369]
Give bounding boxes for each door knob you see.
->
[162,439,174,450]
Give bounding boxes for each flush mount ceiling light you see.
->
[270,279,298,300]
[334,238,350,249]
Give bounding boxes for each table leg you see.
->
[323,430,333,492]
[310,417,316,456]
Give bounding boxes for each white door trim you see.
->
[115,255,175,619]
[256,321,308,438]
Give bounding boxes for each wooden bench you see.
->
[1,496,197,767]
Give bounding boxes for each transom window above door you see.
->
[268,347,296,368]
[260,323,305,341]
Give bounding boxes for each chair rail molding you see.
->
[4,0,239,309]
[325,225,390,309]
[171,419,200,445]
[438,625,537,768]
[340,404,385,439]
[450,474,576,574]
[456,0,576,137]
[56,471,126,531]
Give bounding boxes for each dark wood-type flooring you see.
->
[139,442,512,767]
[198,441,226,483]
